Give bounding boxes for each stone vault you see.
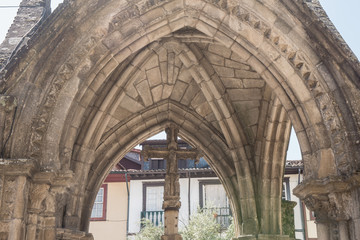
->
[0,0,359,239]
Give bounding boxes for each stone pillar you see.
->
[315,219,331,240]
[294,176,360,240]
[26,170,74,240]
[162,130,182,240]
[349,187,360,240]
[0,159,36,240]
[338,221,350,240]
[141,125,200,240]
[26,172,55,240]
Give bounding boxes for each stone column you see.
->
[338,221,350,240]
[26,183,51,240]
[315,218,331,240]
[349,187,360,240]
[26,172,58,240]
[141,125,200,240]
[26,170,74,240]
[0,159,36,240]
[162,129,182,240]
[294,177,359,240]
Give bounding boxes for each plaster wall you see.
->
[89,182,128,240]
[128,177,219,234]
[286,174,318,240]
[305,208,318,239]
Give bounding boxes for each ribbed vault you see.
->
[1,0,360,239]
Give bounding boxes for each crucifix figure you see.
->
[141,124,202,240]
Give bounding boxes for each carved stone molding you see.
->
[0,158,36,177]
[303,194,349,222]
[294,174,360,198]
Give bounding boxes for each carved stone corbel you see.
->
[303,194,350,223]
[295,177,356,240]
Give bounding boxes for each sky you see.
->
[0,0,359,159]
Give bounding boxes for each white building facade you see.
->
[127,168,230,235]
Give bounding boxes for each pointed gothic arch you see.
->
[0,0,359,239]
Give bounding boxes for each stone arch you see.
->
[78,101,243,232]
[0,0,359,239]
[60,36,259,233]
[2,0,354,176]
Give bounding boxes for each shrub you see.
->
[221,217,235,240]
[134,219,163,240]
[182,208,224,240]
[135,210,235,240]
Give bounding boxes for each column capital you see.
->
[294,176,358,222]
[294,173,360,199]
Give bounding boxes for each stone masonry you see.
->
[0,0,51,71]
[0,0,359,239]
[141,125,201,240]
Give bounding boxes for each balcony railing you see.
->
[140,208,231,228]
[203,207,232,228]
[140,210,164,227]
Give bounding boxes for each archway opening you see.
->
[2,1,359,240]
[87,130,237,239]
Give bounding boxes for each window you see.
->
[282,178,291,201]
[309,209,316,221]
[200,181,229,208]
[141,182,165,227]
[178,159,187,168]
[90,184,107,221]
[143,182,164,211]
[150,159,165,170]
[199,180,231,228]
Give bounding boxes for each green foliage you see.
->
[181,208,234,240]
[134,219,163,240]
[222,217,235,240]
[135,209,235,240]
[281,200,297,238]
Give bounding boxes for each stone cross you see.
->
[141,124,202,240]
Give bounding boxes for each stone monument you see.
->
[141,124,201,240]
